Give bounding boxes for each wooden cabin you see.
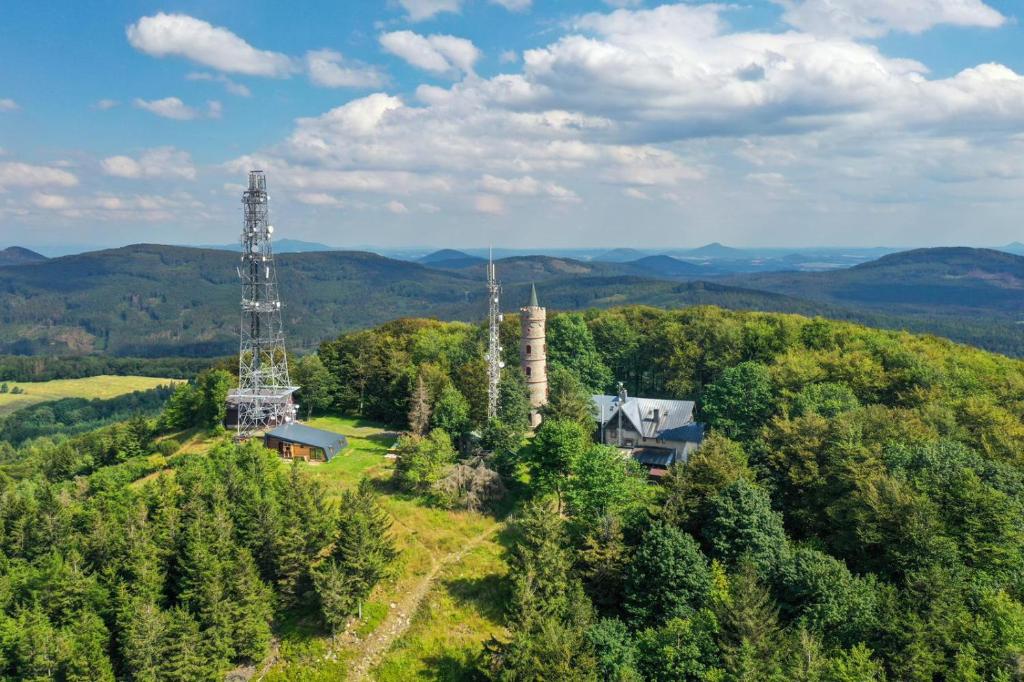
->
[264,423,348,462]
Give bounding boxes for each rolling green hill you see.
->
[0,244,827,358]
[3,244,1024,358]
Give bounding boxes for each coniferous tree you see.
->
[63,610,116,682]
[159,607,208,682]
[624,521,712,629]
[718,562,784,680]
[579,514,628,614]
[317,478,397,623]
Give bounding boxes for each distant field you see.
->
[0,374,179,416]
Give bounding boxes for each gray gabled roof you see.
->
[265,423,348,460]
[592,394,703,443]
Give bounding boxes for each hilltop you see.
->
[0,247,47,267]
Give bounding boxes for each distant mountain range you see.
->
[199,238,340,253]
[2,243,1024,357]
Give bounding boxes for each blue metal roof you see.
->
[265,423,348,461]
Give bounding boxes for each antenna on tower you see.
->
[226,170,298,438]
[486,247,503,421]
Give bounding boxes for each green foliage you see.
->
[431,384,471,438]
[393,429,458,494]
[315,479,397,628]
[565,445,649,529]
[292,353,334,419]
[701,361,775,441]
[662,433,751,531]
[624,521,712,629]
[524,418,590,509]
[586,618,642,682]
[160,368,232,431]
[702,479,788,571]
[547,313,613,392]
[498,368,531,431]
[635,610,722,682]
[793,382,860,418]
[542,365,597,429]
[0,385,174,445]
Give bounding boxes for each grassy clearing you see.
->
[260,414,511,681]
[0,374,178,416]
[371,535,509,681]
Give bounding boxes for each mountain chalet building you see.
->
[264,422,349,463]
[592,392,705,478]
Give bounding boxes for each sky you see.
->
[1,0,1023,252]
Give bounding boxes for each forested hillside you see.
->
[1,305,1024,679]
[316,306,1024,680]
[2,244,1024,359]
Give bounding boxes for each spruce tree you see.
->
[318,478,397,623]
[159,607,208,682]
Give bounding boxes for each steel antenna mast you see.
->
[227,170,298,438]
[486,248,503,421]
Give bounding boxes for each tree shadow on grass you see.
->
[419,653,484,681]
[366,431,400,446]
[443,573,510,625]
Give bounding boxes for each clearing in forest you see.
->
[0,374,179,416]
[260,415,510,681]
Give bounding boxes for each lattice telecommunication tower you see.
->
[485,249,504,420]
[227,170,298,438]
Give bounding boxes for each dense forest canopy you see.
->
[318,305,1024,680]
[0,304,1022,679]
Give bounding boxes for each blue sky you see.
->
[1,0,1023,252]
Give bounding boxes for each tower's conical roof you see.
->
[529,282,539,307]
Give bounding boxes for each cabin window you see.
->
[526,344,532,355]
[525,366,532,377]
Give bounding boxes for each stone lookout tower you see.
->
[520,283,548,427]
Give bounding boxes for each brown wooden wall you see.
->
[265,436,326,462]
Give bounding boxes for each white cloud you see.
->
[380,31,479,76]
[31,192,71,210]
[186,72,251,97]
[207,100,223,119]
[386,200,410,214]
[478,174,579,201]
[397,0,462,21]
[203,3,1024,243]
[93,99,120,110]
[499,50,518,64]
[126,13,294,76]
[305,49,386,88]
[776,0,1006,38]
[474,194,505,214]
[101,147,197,180]
[133,97,201,120]
[296,192,343,207]
[0,99,19,112]
[0,162,78,188]
[490,0,531,11]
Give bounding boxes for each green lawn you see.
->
[0,374,179,416]
[261,413,511,681]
